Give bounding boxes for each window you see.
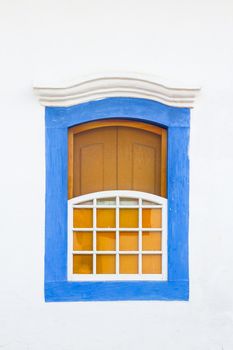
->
[67,119,167,282]
[43,97,191,302]
[42,97,191,302]
[36,71,200,302]
[68,190,167,280]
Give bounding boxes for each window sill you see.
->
[45,280,189,302]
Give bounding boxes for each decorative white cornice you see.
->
[33,73,200,108]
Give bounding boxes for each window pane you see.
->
[142,200,158,206]
[142,254,162,274]
[97,198,116,205]
[119,209,138,228]
[142,232,161,251]
[119,232,138,251]
[120,255,138,274]
[73,208,93,228]
[76,200,93,206]
[73,232,93,251]
[97,209,115,228]
[96,255,115,274]
[119,198,138,206]
[73,255,93,274]
[97,232,116,251]
[142,209,162,228]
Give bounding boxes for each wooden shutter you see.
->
[68,120,167,198]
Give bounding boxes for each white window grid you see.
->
[68,190,167,281]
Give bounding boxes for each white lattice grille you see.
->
[68,191,167,281]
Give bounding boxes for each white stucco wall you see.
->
[0,0,233,349]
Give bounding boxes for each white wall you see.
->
[0,0,233,349]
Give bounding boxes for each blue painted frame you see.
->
[44,97,190,302]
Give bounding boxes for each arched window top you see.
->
[69,190,167,206]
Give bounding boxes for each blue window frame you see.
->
[45,97,190,302]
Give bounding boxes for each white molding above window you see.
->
[33,72,200,108]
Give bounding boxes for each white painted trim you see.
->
[34,72,200,108]
[69,190,167,204]
[68,190,167,281]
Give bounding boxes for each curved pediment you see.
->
[33,72,200,108]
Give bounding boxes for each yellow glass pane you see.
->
[73,255,93,274]
[120,255,138,274]
[97,209,115,228]
[119,232,138,251]
[73,208,93,228]
[97,232,116,251]
[119,209,138,228]
[96,255,115,274]
[142,232,161,251]
[142,209,162,228]
[142,254,162,274]
[73,232,93,251]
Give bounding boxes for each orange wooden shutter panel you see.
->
[68,120,167,198]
